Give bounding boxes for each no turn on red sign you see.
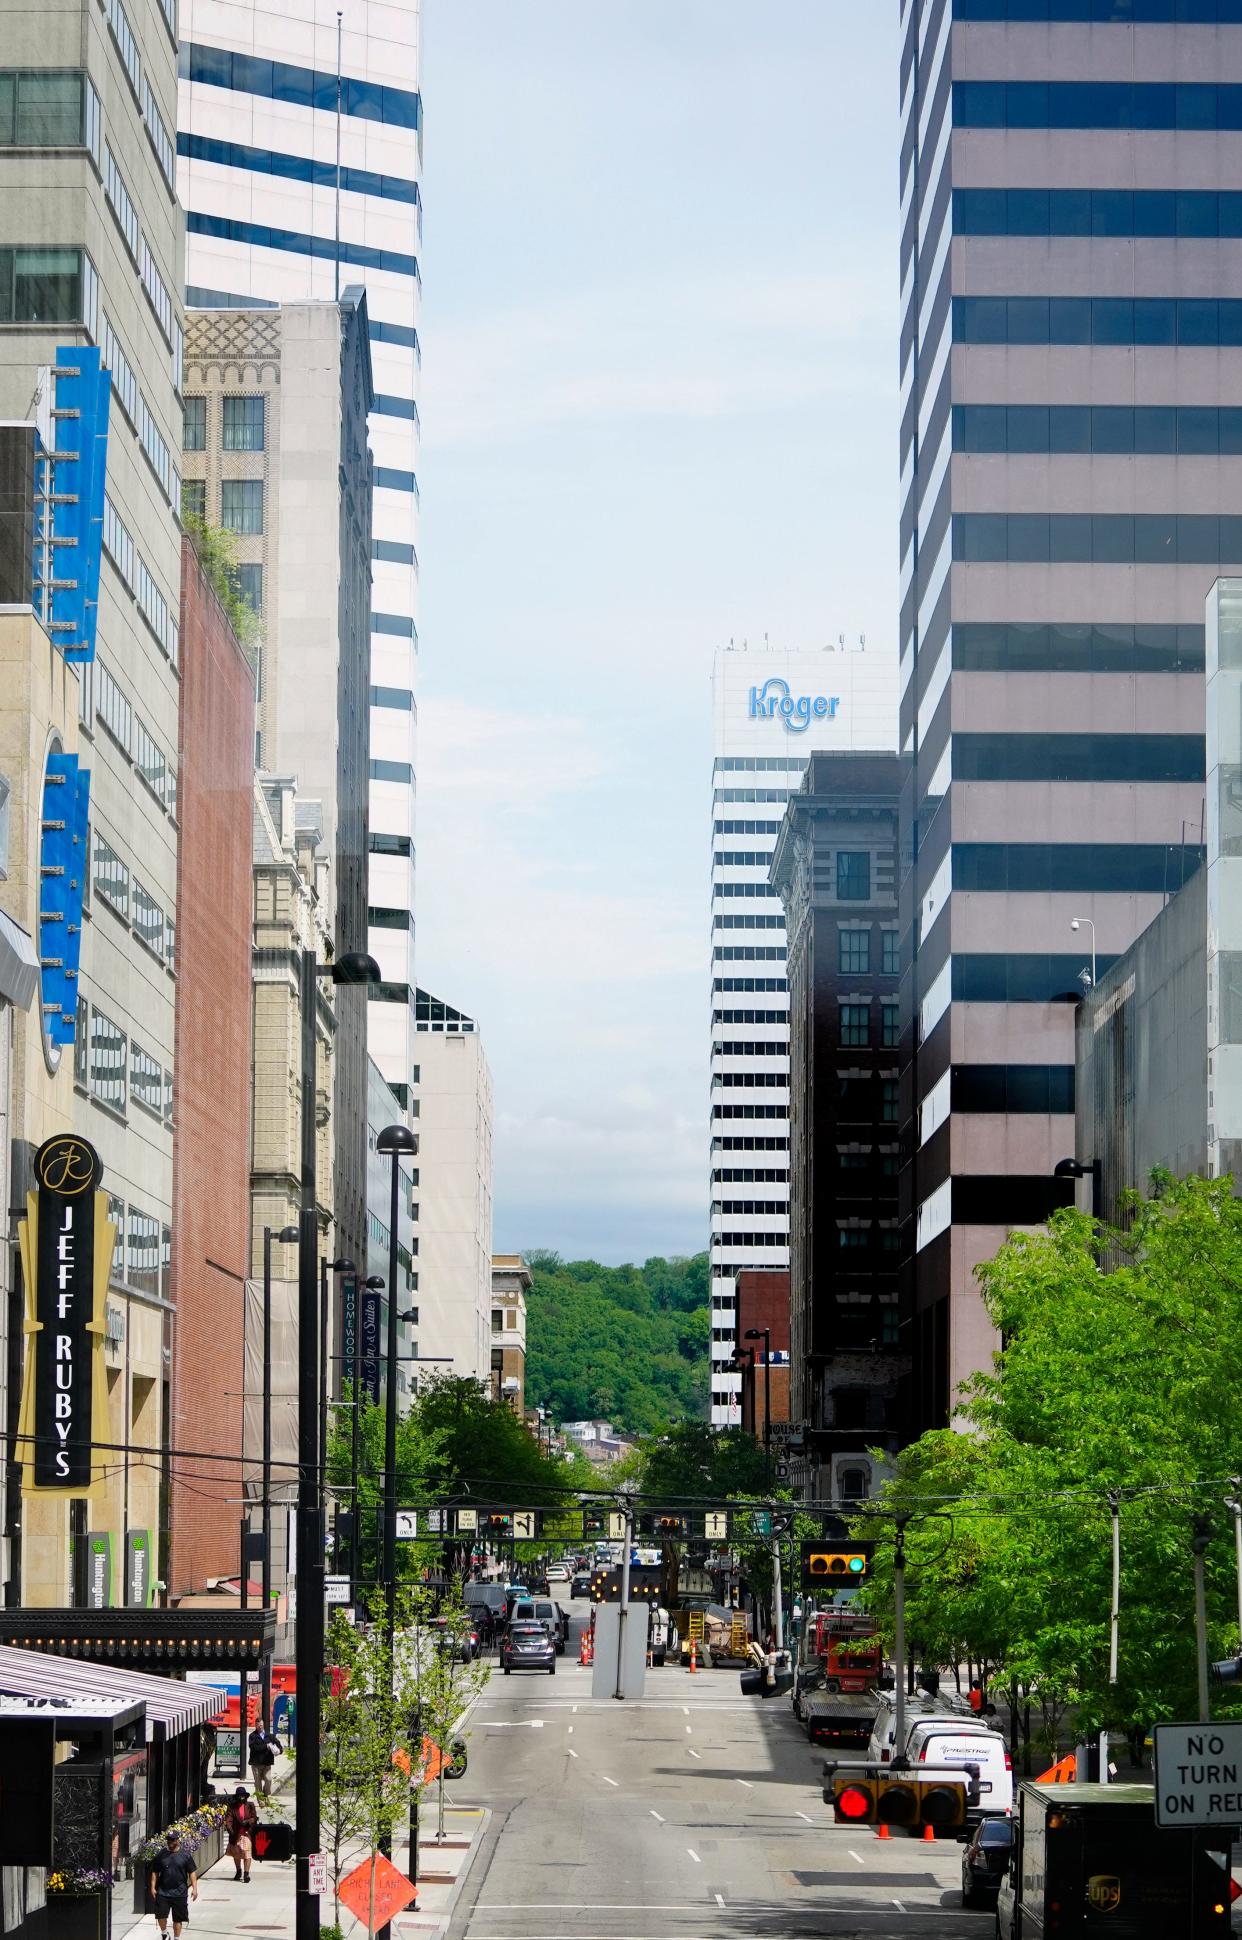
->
[1153,1722,1242,1826]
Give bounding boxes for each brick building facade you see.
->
[169,536,256,1595]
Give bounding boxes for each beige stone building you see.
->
[490,1255,530,1417]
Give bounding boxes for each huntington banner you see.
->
[17,1133,113,1493]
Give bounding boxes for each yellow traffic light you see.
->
[803,1545,873,1582]
[827,1770,968,1830]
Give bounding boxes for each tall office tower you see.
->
[709,647,895,1427]
[0,0,185,1601]
[177,0,421,1096]
[899,0,1233,1432]
[412,991,495,1386]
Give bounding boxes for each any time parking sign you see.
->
[1153,1722,1242,1825]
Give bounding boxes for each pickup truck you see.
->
[793,1608,883,1745]
[996,1781,1233,1938]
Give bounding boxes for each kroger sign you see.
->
[749,677,841,733]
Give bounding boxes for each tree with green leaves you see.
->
[860,1176,1242,1760]
[523,1251,709,1434]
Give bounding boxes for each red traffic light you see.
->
[836,1784,872,1820]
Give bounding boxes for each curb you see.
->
[395,1807,491,1940]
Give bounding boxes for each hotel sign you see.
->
[18,1133,113,1492]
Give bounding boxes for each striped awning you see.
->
[0,1645,224,1741]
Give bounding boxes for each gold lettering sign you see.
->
[1087,1874,1121,1913]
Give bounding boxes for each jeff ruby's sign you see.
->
[29,1134,105,1487]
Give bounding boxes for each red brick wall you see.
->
[737,1270,791,1438]
[170,538,256,1594]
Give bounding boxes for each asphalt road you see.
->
[448,1597,993,1940]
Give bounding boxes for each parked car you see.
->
[960,1816,1013,1907]
[501,1621,557,1675]
[426,1616,482,1662]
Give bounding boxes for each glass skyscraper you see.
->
[177,0,421,1096]
[899,0,1234,1429]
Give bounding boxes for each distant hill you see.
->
[523,1250,709,1438]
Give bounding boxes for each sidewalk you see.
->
[117,1755,486,1940]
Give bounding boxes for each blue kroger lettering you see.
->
[748,676,841,733]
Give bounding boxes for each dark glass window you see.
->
[368,832,413,856]
[881,930,900,975]
[881,1080,899,1124]
[956,186,1242,238]
[952,621,1204,674]
[180,42,421,128]
[954,513,1242,570]
[221,479,263,535]
[186,210,418,281]
[951,1065,1075,1115]
[952,1176,1075,1226]
[952,843,1204,895]
[231,563,262,612]
[176,131,421,207]
[0,245,84,323]
[882,1004,901,1049]
[953,3,1242,22]
[370,759,414,784]
[222,394,265,451]
[182,395,205,452]
[839,929,871,974]
[956,294,1242,348]
[840,1004,870,1048]
[837,851,871,902]
[950,954,1122,1006]
[371,684,413,710]
[838,1228,869,1251]
[374,540,417,565]
[0,70,85,145]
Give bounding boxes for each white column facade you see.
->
[177,0,420,1095]
[709,647,897,1426]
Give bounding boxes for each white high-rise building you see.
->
[176,0,421,1098]
[709,647,897,1427]
[413,991,494,1385]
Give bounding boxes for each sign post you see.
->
[1153,1722,1242,1826]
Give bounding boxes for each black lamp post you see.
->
[376,1121,418,1940]
[348,1272,386,1588]
[295,946,378,1940]
[1054,1155,1102,1220]
[260,1222,298,1727]
[744,1327,773,1491]
[731,1343,755,1436]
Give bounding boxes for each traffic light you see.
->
[253,1823,295,1862]
[482,1512,512,1535]
[1212,1658,1242,1682]
[825,1769,967,1831]
[801,1540,874,1587]
[637,1512,686,1538]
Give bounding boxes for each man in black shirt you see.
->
[149,1829,198,1937]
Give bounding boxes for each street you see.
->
[447,1605,989,1940]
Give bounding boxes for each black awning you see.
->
[0,1608,275,1675]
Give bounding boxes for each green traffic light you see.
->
[849,1557,864,1573]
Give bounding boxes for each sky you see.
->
[414,4,900,1266]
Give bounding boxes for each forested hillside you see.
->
[524,1250,709,1437]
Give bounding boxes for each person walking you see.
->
[225,1787,258,1883]
[149,1829,198,1938]
[248,1721,279,1797]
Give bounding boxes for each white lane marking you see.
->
[736,1778,753,1789]
[567,1748,579,1759]
[567,1725,574,1733]
[650,1810,665,1823]
[683,1706,690,1716]
[714,1894,726,1910]
[684,1725,692,1734]
[686,1849,701,1865]
[571,1703,578,1713]
[687,1747,702,1759]
[893,1900,906,1913]
[601,1774,619,1786]
[795,1810,814,1823]
[848,1849,865,1865]
[482,1720,544,1728]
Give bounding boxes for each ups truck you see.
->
[995,1781,1234,1938]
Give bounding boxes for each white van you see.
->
[907,1723,1013,1819]
[867,1696,962,1764]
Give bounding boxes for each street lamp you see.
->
[348,1272,387,1588]
[259,1222,298,1726]
[1070,916,1096,989]
[731,1343,755,1436]
[375,1121,418,1940]
[1054,1155,1102,1220]
[744,1327,773,1490]
[295,944,378,1940]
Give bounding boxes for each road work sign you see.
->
[1153,1722,1242,1825]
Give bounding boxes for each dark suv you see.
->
[501,1622,557,1675]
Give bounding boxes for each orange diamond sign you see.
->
[337,1853,418,1930]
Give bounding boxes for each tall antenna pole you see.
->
[334,10,343,300]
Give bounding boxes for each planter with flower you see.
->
[45,1873,115,1940]
[133,1803,229,1913]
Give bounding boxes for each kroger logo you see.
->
[748,677,841,733]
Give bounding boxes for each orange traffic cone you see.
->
[689,1640,698,1674]
[922,1823,936,1843]
[876,1822,890,1840]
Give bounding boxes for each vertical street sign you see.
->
[21,1134,109,1489]
[704,1512,730,1541]
[608,1511,627,1540]
[512,1512,535,1540]
[125,1529,151,1606]
[456,1508,477,1534]
[360,1288,381,1404]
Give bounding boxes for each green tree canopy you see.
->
[860,1176,1242,1746]
[524,1251,709,1434]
